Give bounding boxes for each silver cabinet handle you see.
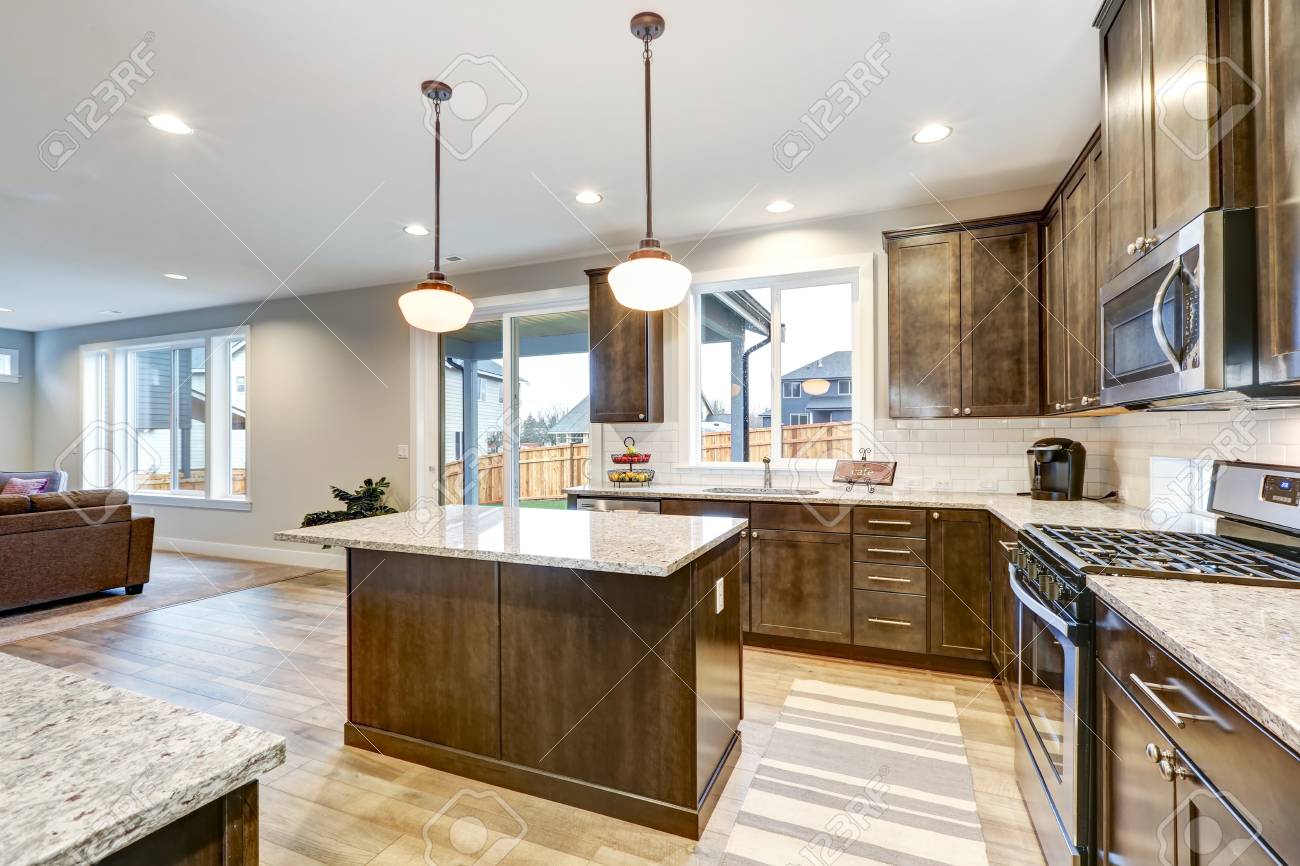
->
[963,407,972,415]
[751,530,758,538]
[1151,259,1184,372]
[867,519,911,526]
[1128,674,1212,728]
[867,617,912,627]
[1054,402,1064,411]
[866,547,910,555]
[637,413,645,420]
[1127,241,1138,255]
[932,512,939,519]
[865,575,912,583]
[951,407,959,415]
[998,540,1019,554]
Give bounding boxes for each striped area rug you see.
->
[722,679,989,866]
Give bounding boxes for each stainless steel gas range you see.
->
[1007,460,1300,866]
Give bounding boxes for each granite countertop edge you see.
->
[42,739,286,866]
[1088,578,1300,755]
[273,518,749,577]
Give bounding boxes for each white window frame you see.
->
[789,412,811,426]
[0,347,18,383]
[79,327,252,510]
[838,379,852,396]
[680,256,874,471]
[782,381,802,399]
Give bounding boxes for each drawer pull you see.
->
[998,540,1018,554]
[867,617,912,627]
[867,519,912,526]
[1128,675,1213,728]
[866,547,911,556]
[866,575,912,583]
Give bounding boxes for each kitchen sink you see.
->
[703,487,820,496]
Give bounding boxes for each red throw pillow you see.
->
[1,477,48,495]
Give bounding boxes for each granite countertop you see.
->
[0,653,285,866]
[275,506,748,577]
[564,483,1217,533]
[1089,575,1300,754]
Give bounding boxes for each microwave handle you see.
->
[1151,258,1184,371]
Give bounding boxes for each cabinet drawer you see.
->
[751,502,850,533]
[1097,598,1300,865]
[852,562,927,595]
[853,507,927,538]
[853,591,927,653]
[852,535,926,566]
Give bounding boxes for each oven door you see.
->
[1012,569,1084,864]
[1100,216,1209,406]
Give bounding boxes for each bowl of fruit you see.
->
[610,436,651,465]
[608,468,655,485]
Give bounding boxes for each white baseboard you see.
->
[154,536,345,570]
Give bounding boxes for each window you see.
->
[0,348,17,383]
[80,328,250,507]
[693,269,860,465]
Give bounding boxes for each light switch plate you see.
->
[715,577,725,614]
[397,445,409,459]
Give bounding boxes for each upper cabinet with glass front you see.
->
[1095,0,1251,283]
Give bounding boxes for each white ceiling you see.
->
[0,1,1101,331]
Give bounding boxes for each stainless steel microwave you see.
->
[1099,209,1261,408]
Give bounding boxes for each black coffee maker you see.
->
[1026,438,1086,501]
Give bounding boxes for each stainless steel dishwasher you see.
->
[571,497,661,514]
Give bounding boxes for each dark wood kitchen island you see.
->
[276,505,745,838]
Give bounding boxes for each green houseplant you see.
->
[301,477,398,528]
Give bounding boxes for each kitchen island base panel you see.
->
[345,536,743,838]
[344,724,740,839]
[101,782,259,866]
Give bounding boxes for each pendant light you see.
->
[399,80,474,332]
[608,12,692,312]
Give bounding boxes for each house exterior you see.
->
[759,350,852,427]
[545,396,590,445]
[443,359,506,462]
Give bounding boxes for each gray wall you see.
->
[0,327,35,469]
[33,285,411,559]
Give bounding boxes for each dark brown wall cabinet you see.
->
[586,267,664,423]
[926,509,990,660]
[887,216,1041,418]
[1253,0,1300,384]
[1095,0,1243,283]
[1043,131,1105,414]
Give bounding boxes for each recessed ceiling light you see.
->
[445,255,464,263]
[575,190,603,205]
[403,224,430,236]
[912,123,953,144]
[146,114,194,135]
[765,200,795,214]
[163,273,188,280]
[99,309,124,316]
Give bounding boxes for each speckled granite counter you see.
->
[275,505,748,577]
[564,484,1217,533]
[1089,575,1300,754]
[0,653,284,866]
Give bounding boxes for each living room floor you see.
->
[0,553,1045,866]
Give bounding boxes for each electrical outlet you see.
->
[902,477,923,489]
[715,577,725,614]
[397,445,409,459]
[932,479,953,491]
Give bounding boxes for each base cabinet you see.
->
[927,509,991,660]
[751,528,851,644]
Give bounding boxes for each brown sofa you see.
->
[0,490,154,613]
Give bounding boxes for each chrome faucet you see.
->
[762,457,772,488]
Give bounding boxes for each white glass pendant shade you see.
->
[399,277,473,332]
[608,256,691,312]
[802,378,831,396]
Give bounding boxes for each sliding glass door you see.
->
[440,305,589,508]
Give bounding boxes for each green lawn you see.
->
[521,498,568,509]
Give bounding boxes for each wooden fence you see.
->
[701,421,852,462]
[443,442,589,504]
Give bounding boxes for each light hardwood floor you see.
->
[1,569,1046,866]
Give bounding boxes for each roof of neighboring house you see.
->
[783,351,851,382]
[547,396,589,435]
[804,395,852,410]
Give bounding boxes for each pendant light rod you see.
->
[630,12,665,243]
[421,79,453,278]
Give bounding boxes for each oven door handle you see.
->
[1151,258,1184,371]
[1009,568,1081,642]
